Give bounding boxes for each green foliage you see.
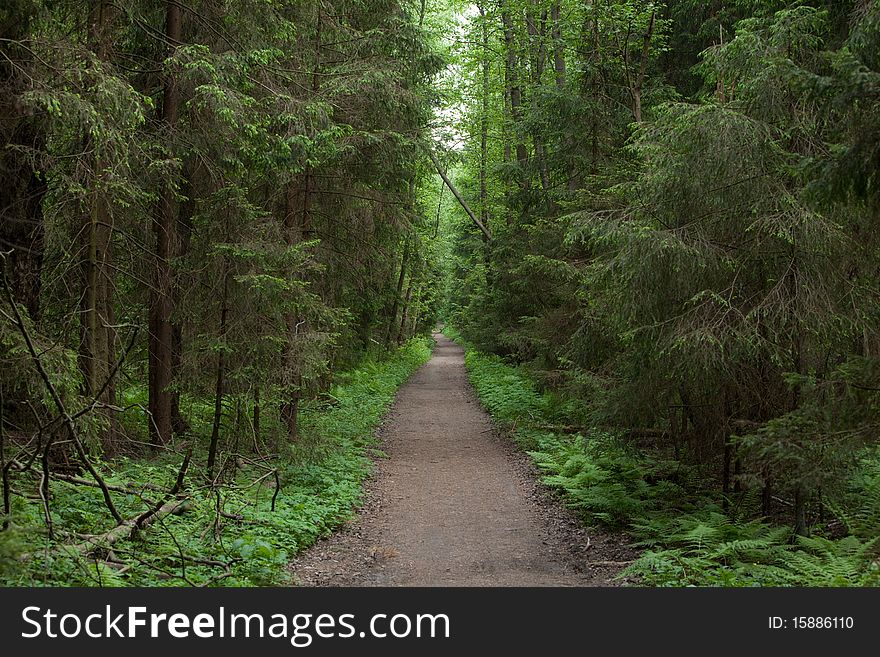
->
[459,334,880,586]
[531,435,696,527]
[0,338,431,586]
[626,516,880,587]
[464,350,545,425]
[5,0,880,591]
[1,0,444,587]
[443,0,880,552]
[827,448,880,541]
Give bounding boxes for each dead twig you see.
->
[2,266,123,526]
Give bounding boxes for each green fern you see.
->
[461,338,880,587]
[826,452,880,540]
[786,536,880,587]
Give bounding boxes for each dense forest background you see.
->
[1,0,879,586]
[440,0,880,585]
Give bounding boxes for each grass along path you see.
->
[1,338,432,587]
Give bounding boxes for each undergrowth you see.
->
[0,337,432,587]
[457,333,880,587]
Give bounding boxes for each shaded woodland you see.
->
[2,0,880,585]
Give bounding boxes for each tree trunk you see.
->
[253,387,261,447]
[526,6,551,192]
[280,174,306,442]
[397,278,414,345]
[502,87,512,167]
[501,4,529,188]
[79,1,118,451]
[281,397,299,442]
[428,150,492,240]
[170,159,197,437]
[1,385,9,530]
[478,4,490,245]
[206,264,229,480]
[631,10,655,123]
[793,486,808,537]
[149,1,182,446]
[279,8,323,443]
[387,237,410,348]
[78,175,117,446]
[281,175,305,442]
[551,2,565,88]
[722,436,732,511]
[551,2,578,192]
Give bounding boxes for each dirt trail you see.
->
[290,332,633,586]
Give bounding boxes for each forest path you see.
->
[289,332,631,586]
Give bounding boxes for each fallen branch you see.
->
[20,449,193,561]
[133,447,191,528]
[772,495,794,508]
[2,268,123,526]
[426,148,493,241]
[22,498,191,561]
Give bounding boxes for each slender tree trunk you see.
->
[80,193,99,396]
[551,2,565,88]
[253,387,260,447]
[502,86,512,166]
[721,389,733,511]
[478,4,490,243]
[79,1,118,450]
[631,10,655,123]
[170,159,197,437]
[281,181,305,441]
[428,150,492,240]
[408,298,419,337]
[526,6,551,192]
[79,180,116,443]
[387,237,410,347]
[149,1,182,445]
[397,278,414,345]
[206,264,229,480]
[282,177,305,442]
[550,2,577,192]
[281,396,299,442]
[280,9,323,443]
[794,486,808,537]
[501,4,529,188]
[1,385,9,531]
[478,5,493,275]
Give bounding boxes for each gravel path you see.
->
[289,332,634,586]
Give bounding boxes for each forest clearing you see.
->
[1,0,880,588]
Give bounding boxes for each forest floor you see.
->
[289,332,634,586]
